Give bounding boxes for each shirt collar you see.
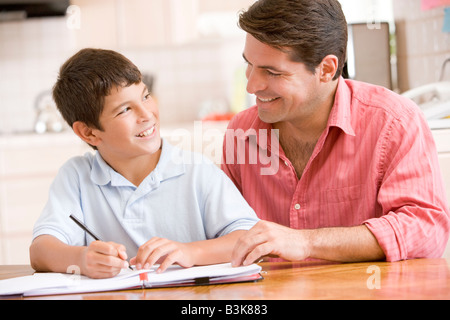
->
[90,151,116,186]
[90,138,185,187]
[239,113,275,151]
[327,77,356,137]
[153,138,186,181]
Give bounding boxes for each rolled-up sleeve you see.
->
[365,110,450,261]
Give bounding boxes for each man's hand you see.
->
[231,220,311,266]
[232,221,386,266]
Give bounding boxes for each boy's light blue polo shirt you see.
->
[32,139,259,258]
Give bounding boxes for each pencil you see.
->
[69,214,133,270]
[69,214,101,240]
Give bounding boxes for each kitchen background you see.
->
[0,0,449,264]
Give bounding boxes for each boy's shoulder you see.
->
[57,152,97,179]
[161,139,229,184]
[162,139,217,172]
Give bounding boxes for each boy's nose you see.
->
[137,106,153,123]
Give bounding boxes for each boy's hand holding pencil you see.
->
[81,241,130,279]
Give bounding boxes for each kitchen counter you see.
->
[432,128,450,152]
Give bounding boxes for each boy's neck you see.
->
[99,148,162,187]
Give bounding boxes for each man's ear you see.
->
[319,55,339,82]
[72,121,102,147]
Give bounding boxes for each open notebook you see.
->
[0,263,262,297]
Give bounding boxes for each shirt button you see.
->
[284,160,289,166]
[294,204,301,210]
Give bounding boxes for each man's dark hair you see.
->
[239,0,348,80]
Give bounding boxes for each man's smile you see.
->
[257,96,280,103]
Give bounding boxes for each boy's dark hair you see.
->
[239,0,348,80]
[53,48,141,131]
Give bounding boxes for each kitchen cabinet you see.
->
[70,0,255,48]
[433,130,450,202]
[432,129,450,259]
[71,0,198,48]
[0,133,92,264]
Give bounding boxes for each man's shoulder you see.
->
[345,79,420,121]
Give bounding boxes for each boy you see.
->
[30,48,259,279]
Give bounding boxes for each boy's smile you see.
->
[136,126,156,138]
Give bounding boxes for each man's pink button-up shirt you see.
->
[221,78,450,261]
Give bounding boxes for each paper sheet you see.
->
[0,263,262,296]
[0,267,153,296]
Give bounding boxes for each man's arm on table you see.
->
[231,220,385,266]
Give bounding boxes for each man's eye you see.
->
[266,70,281,77]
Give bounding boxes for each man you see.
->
[222,0,450,266]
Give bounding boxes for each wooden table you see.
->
[1,258,449,300]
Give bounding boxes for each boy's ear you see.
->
[72,121,102,147]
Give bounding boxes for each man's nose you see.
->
[246,69,267,94]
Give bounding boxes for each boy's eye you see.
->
[117,107,130,116]
[143,93,152,101]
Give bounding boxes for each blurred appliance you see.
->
[0,0,69,21]
[402,82,450,129]
[347,22,392,90]
[34,90,65,134]
[402,58,450,129]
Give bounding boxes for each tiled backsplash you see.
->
[0,17,247,134]
[393,0,450,92]
[0,18,76,134]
